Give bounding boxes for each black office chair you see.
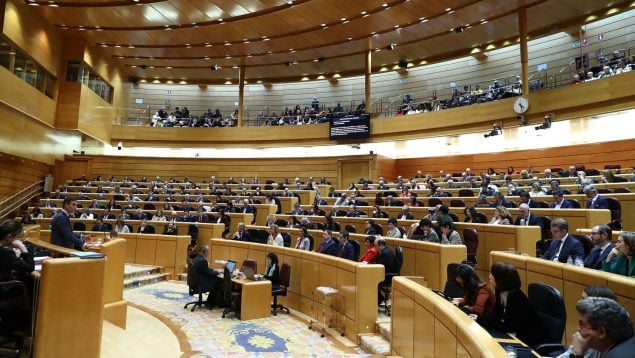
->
[242,259,257,273]
[458,189,474,197]
[221,267,241,319]
[443,263,465,298]
[344,224,356,233]
[381,246,404,316]
[349,240,361,261]
[462,228,478,267]
[527,283,566,355]
[450,199,465,207]
[72,221,86,231]
[184,259,209,312]
[271,263,291,315]
[0,280,29,356]
[274,219,288,227]
[187,224,199,247]
[143,203,156,210]
[256,229,270,244]
[306,234,315,251]
[281,232,292,247]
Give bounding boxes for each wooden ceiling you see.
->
[24,0,633,83]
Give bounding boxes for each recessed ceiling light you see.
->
[205,43,212,47]
[361,11,367,15]
[341,18,347,21]
[446,7,452,11]
[321,23,326,27]
[165,66,172,69]
[382,3,388,7]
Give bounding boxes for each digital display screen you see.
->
[329,114,370,140]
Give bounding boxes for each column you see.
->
[237,65,245,127]
[518,7,529,96]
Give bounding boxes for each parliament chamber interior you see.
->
[1,0,635,357]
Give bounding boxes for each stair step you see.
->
[377,321,391,342]
[124,273,170,289]
[124,264,163,280]
[177,272,187,282]
[359,333,390,356]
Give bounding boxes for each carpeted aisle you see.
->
[124,281,369,357]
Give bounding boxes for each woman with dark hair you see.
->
[463,206,483,223]
[453,264,495,316]
[439,218,462,245]
[477,262,538,347]
[324,214,340,232]
[264,252,280,290]
[602,232,635,277]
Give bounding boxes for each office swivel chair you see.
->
[184,259,210,312]
[528,283,567,355]
[241,259,257,273]
[462,228,479,267]
[221,267,241,319]
[0,280,30,357]
[271,263,291,315]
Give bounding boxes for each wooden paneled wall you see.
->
[57,154,374,186]
[0,152,51,199]
[395,138,635,179]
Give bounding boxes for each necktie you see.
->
[587,248,601,267]
[337,243,344,257]
[554,240,564,260]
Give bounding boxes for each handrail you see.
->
[0,180,44,220]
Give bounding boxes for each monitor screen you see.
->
[329,114,370,140]
[225,260,236,273]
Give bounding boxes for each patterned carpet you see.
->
[124,281,370,357]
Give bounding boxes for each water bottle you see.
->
[519,218,525,226]
[567,255,573,265]
[574,256,584,267]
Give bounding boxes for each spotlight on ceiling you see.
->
[398,59,408,68]
[535,114,552,130]
[454,26,465,33]
[517,115,527,125]
[386,43,396,51]
[141,65,147,70]
[211,64,220,71]
[484,122,502,138]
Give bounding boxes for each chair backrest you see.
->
[584,168,600,176]
[373,223,384,235]
[428,198,443,207]
[448,213,459,222]
[458,189,474,197]
[73,221,86,231]
[246,228,260,240]
[462,228,479,258]
[281,232,292,247]
[535,200,549,208]
[604,164,621,170]
[103,222,113,231]
[355,200,368,207]
[250,205,257,224]
[143,203,156,210]
[125,224,133,232]
[528,283,566,346]
[222,266,233,303]
[275,219,288,227]
[612,176,627,183]
[306,234,315,251]
[450,199,465,207]
[257,229,270,244]
[395,246,404,274]
[604,197,621,221]
[242,259,257,273]
[345,224,356,233]
[443,263,465,298]
[570,234,593,257]
[596,188,613,194]
[186,259,199,292]
[569,199,581,208]
[613,187,631,193]
[474,212,489,223]
[279,263,291,288]
[349,240,361,261]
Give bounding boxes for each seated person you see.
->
[408,218,439,242]
[439,217,462,245]
[163,221,178,235]
[190,245,221,309]
[542,218,584,263]
[463,206,484,223]
[477,262,539,347]
[359,236,378,264]
[452,264,495,317]
[374,238,398,305]
[0,220,35,335]
[115,218,130,234]
[602,232,635,277]
[263,252,280,290]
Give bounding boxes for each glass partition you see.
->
[0,35,56,99]
[65,60,114,103]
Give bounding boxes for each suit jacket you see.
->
[242,205,255,214]
[290,208,306,216]
[163,226,178,235]
[336,241,355,261]
[194,214,210,223]
[550,200,574,209]
[192,254,219,292]
[138,225,155,234]
[233,230,252,242]
[583,243,615,270]
[605,335,635,358]
[91,223,108,232]
[375,246,399,285]
[526,199,542,209]
[50,211,84,250]
[490,199,515,208]
[399,213,415,220]
[477,288,538,347]
[513,214,549,240]
[542,235,584,263]
[586,195,609,209]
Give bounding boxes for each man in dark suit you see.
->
[584,185,609,209]
[191,245,221,308]
[43,199,56,208]
[542,218,584,263]
[317,230,339,256]
[514,204,549,241]
[550,190,574,209]
[374,238,398,304]
[88,199,105,209]
[241,199,255,214]
[194,207,210,223]
[489,192,515,208]
[398,205,415,220]
[102,209,116,220]
[519,191,542,208]
[289,202,305,216]
[132,208,148,221]
[572,297,635,358]
[138,219,155,234]
[335,231,355,261]
[583,224,615,270]
[232,222,251,242]
[163,222,178,235]
[91,217,108,232]
[51,197,91,250]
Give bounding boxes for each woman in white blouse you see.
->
[267,224,284,246]
[295,227,311,251]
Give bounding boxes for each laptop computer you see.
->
[225,259,236,274]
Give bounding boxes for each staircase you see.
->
[359,315,391,356]
[123,264,170,289]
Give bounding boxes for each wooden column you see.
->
[238,65,245,127]
[518,7,529,95]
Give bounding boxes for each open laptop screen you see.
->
[225,260,236,273]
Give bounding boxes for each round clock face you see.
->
[514,97,529,113]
